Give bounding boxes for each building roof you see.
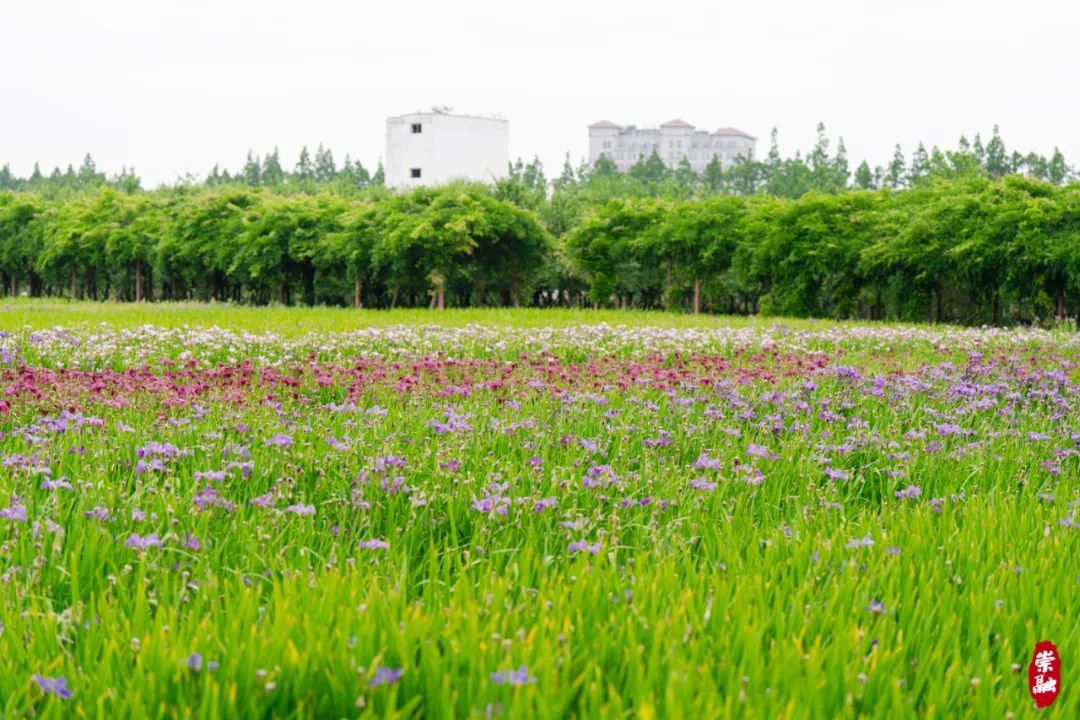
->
[388,111,508,124]
[660,118,694,128]
[714,127,756,140]
[588,120,622,129]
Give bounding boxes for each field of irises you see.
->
[0,302,1077,718]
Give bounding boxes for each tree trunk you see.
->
[86,267,96,300]
[135,261,143,303]
[71,268,78,300]
[390,283,399,309]
[693,277,701,314]
[354,276,362,308]
[278,283,286,306]
[993,292,1001,325]
[1057,288,1066,322]
[437,285,445,310]
[664,258,673,308]
[936,286,944,324]
[10,275,16,298]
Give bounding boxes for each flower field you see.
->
[0,304,1078,718]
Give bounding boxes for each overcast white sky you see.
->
[2,0,1078,186]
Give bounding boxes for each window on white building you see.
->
[602,141,611,149]
[410,168,422,178]
[411,123,422,134]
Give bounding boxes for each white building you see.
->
[588,119,756,173]
[385,112,509,187]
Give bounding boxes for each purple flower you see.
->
[194,470,226,482]
[533,496,557,512]
[194,486,231,512]
[642,433,672,448]
[359,539,389,550]
[568,539,602,554]
[184,533,201,551]
[185,652,219,672]
[135,458,166,475]
[824,468,850,482]
[227,460,255,478]
[583,464,616,488]
[326,436,348,452]
[472,494,510,516]
[33,674,72,699]
[491,665,537,686]
[693,453,722,471]
[866,600,886,615]
[125,532,162,550]
[264,433,293,449]
[40,477,73,491]
[846,534,874,549]
[894,485,922,499]
[250,492,275,508]
[746,444,778,460]
[284,503,315,516]
[369,666,404,687]
[137,441,184,459]
[689,478,717,492]
[84,506,110,522]
[0,502,27,522]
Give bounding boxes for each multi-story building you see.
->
[385,112,509,187]
[587,119,756,173]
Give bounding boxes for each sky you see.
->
[2,0,1078,187]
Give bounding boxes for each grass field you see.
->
[0,301,1077,718]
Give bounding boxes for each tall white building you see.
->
[385,112,509,187]
[588,119,756,173]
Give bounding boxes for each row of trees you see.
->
[4,125,1071,202]
[567,176,1079,324]
[0,186,550,310]
[1,175,1077,324]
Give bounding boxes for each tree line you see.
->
[0,125,1077,324]
[2,124,1071,201]
[0,173,1077,325]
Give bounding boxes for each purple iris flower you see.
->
[359,539,389,550]
[568,540,602,554]
[846,535,874,549]
[369,666,404,687]
[533,496,557,512]
[33,674,72,699]
[491,665,537,686]
[264,433,293,449]
[125,533,162,550]
[0,502,27,522]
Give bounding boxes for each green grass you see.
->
[0,301,1076,718]
[0,298,799,333]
